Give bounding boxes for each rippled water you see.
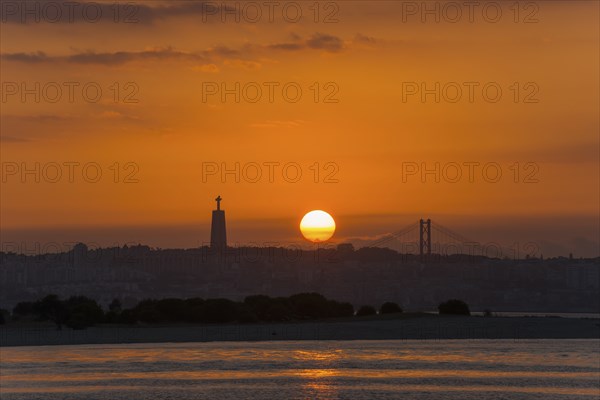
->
[1,339,598,399]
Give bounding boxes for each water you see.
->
[468,312,600,319]
[1,340,598,399]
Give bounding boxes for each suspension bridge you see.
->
[367,219,520,260]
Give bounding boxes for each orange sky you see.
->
[1,1,598,256]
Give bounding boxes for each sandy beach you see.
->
[1,315,598,347]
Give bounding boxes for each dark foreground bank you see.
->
[1,315,598,347]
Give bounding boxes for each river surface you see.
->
[1,339,598,399]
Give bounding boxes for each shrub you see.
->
[438,299,470,315]
[33,294,68,329]
[13,301,34,317]
[244,295,275,321]
[236,305,259,323]
[155,298,188,322]
[289,293,328,319]
[380,302,403,314]
[109,299,122,313]
[64,296,104,329]
[201,298,238,323]
[328,300,354,318]
[356,305,377,316]
[266,301,291,322]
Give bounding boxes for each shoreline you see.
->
[1,315,598,347]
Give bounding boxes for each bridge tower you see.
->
[419,218,431,261]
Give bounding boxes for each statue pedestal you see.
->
[210,209,227,249]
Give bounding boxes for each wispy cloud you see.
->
[1,33,351,67]
[268,33,345,53]
[1,1,235,24]
[2,47,206,66]
[0,135,29,143]
[191,64,220,73]
[250,120,307,129]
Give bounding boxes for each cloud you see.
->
[68,47,207,65]
[535,141,599,165]
[223,59,262,70]
[0,136,29,143]
[268,43,305,51]
[97,111,140,121]
[351,33,380,49]
[0,115,77,142]
[1,47,206,66]
[1,1,236,24]
[306,33,344,52]
[1,33,351,68]
[483,141,600,165]
[1,114,74,122]
[192,64,220,73]
[250,120,306,128]
[268,33,345,53]
[1,51,49,63]
[0,111,143,142]
[354,33,377,44]
[207,46,240,57]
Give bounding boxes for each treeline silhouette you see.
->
[7,293,470,330]
[11,294,103,330]
[8,293,405,330]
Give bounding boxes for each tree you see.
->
[244,295,271,318]
[236,304,259,323]
[117,309,137,324]
[13,301,34,318]
[327,300,354,318]
[289,293,328,319]
[134,299,161,323]
[438,299,470,316]
[64,296,105,329]
[356,305,377,316]
[380,302,403,314]
[155,298,188,322]
[266,302,291,322]
[105,298,123,323]
[184,298,205,323]
[109,298,122,313]
[201,298,238,323]
[33,294,68,329]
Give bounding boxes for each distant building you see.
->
[337,243,355,254]
[210,195,227,249]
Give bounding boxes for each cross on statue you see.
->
[215,195,222,210]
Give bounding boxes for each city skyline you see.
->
[1,195,598,257]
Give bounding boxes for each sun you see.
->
[300,210,336,242]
